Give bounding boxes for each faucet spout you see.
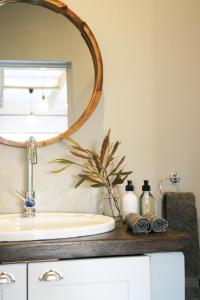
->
[27,136,37,164]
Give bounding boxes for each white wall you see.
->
[0,0,200,233]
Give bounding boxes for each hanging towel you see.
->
[144,214,168,233]
[163,192,200,300]
[125,213,151,233]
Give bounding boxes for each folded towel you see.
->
[162,192,200,280]
[144,214,168,233]
[125,213,151,233]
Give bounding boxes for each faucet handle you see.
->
[24,192,36,217]
[24,198,36,209]
[16,191,25,202]
[25,192,36,208]
[16,191,36,209]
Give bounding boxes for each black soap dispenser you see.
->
[140,180,155,215]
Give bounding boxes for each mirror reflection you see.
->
[0,2,94,142]
[0,61,68,141]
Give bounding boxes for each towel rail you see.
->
[159,172,180,195]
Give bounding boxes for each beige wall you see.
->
[0,0,200,233]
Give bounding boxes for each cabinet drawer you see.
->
[0,263,26,300]
[28,256,150,300]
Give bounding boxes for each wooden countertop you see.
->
[0,222,189,263]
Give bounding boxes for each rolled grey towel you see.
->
[125,213,151,233]
[144,214,168,233]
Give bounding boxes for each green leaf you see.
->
[87,159,94,167]
[91,183,106,188]
[108,156,125,175]
[78,174,103,184]
[71,151,90,159]
[51,166,68,173]
[65,137,93,156]
[112,171,133,176]
[64,136,81,147]
[112,177,124,185]
[72,145,88,153]
[90,174,104,182]
[82,171,104,184]
[112,173,131,185]
[91,151,100,158]
[49,158,75,164]
[92,153,101,173]
[105,156,114,169]
[111,141,120,155]
[105,141,120,168]
[75,178,85,188]
[121,174,130,182]
[100,129,110,166]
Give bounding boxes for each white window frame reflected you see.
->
[0,60,71,142]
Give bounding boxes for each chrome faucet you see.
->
[16,136,37,217]
[25,136,37,216]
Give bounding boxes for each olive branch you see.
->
[50,130,132,215]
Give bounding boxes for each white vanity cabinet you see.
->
[0,252,185,300]
[28,256,151,300]
[0,263,26,300]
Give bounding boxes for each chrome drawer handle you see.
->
[0,273,15,285]
[39,270,63,282]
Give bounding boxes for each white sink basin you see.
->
[0,213,116,242]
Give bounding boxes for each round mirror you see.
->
[0,0,103,147]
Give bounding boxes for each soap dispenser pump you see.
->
[140,180,155,215]
[121,180,139,221]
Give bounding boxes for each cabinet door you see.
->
[0,263,26,300]
[28,256,150,300]
[147,252,185,300]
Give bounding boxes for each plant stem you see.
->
[105,185,115,218]
[110,188,121,214]
[103,168,120,218]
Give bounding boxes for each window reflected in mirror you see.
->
[0,61,69,141]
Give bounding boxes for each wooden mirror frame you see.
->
[0,0,103,147]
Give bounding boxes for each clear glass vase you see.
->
[102,186,121,221]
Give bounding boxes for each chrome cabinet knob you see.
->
[39,270,63,282]
[0,272,15,285]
